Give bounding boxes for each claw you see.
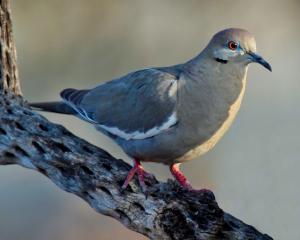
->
[170,163,213,196]
[122,159,150,192]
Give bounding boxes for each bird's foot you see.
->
[177,179,213,196]
[170,163,214,198]
[122,159,151,192]
[188,187,214,197]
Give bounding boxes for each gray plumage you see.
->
[31,28,271,169]
[73,69,178,133]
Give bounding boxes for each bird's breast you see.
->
[176,77,247,163]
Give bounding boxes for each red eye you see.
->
[228,41,238,50]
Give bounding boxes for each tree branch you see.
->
[0,0,21,95]
[0,0,273,239]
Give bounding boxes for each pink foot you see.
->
[170,163,213,195]
[122,159,150,192]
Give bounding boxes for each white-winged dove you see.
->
[31,28,271,192]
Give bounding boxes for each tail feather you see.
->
[30,101,76,115]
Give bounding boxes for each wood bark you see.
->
[0,0,273,239]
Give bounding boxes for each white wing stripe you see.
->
[98,112,177,140]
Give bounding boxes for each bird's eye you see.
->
[228,41,238,50]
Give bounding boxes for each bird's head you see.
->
[206,28,272,72]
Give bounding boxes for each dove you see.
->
[31,28,271,192]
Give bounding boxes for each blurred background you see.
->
[0,0,299,239]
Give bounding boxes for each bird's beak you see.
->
[248,51,272,72]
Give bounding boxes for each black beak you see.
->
[248,52,272,72]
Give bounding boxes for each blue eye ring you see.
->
[228,41,238,50]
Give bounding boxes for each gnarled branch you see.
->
[0,0,21,95]
[0,0,273,239]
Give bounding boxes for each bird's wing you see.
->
[60,68,179,140]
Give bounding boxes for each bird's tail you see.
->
[30,101,76,115]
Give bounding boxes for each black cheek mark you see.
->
[215,58,228,64]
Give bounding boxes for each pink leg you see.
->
[122,159,148,191]
[170,163,194,190]
[170,163,211,193]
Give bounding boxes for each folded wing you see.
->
[61,68,178,140]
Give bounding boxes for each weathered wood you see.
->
[0,0,21,95]
[0,0,273,239]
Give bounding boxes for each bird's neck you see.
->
[183,52,248,86]
[179,53,248,126]
[183,52,207,77]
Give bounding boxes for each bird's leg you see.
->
[170,163,212,194]
[170,163,194,190]
[122,159,149,192]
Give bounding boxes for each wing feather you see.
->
[60,68,179,140]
